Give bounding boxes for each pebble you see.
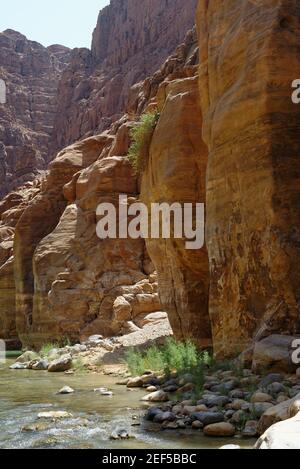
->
[94,387,113,397]
[205,395,230,408]
[31,359,49,371]
[260,373,283,388]
[146,386,157,393]
[110,429,135,440]
[242,420,258,437]
[251,392,273,403]
[229,390,245,399]
[141,390,168,402]
[145,408,163,421]
[126,377,144,388]
[204,422,235,437]
[162,421,179,430]
[267,382,286,395]
[192,411,224,426]
[9,362,28,370]
[252,402,274,416]
[276,394,289,404]
[192,420,203,429]
[183,406,197,415]
[58,386,74,394]
[219,445,241,450]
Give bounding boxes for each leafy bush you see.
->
[128,111,160,174]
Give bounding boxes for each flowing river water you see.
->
[0,359,255,449]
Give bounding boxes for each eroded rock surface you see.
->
[197,0,300,357]
[51,0,198,152]
[0,30,70,196]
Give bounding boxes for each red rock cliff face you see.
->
[0,30,70,197]
[51,0,198,152]
[197,0,300,357]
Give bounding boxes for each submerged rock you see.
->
[9,362,28,370]
[37,411,73,419]
[94,388,113,397]
[110,429,135,440]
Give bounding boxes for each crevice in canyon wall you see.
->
[197,0,300,358]
[140,75,211,349]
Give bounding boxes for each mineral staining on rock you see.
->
[197,0,300,357]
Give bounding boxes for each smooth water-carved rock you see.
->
[141,74,211,348]
[197,0,300,358]
[52,0,198,153]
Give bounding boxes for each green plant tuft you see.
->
[40,342,59,357]
[128,111,160,174]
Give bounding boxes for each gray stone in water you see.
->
[32,359,49,370]
[110,429,135,440]
[94,387,113,397]
[9,362,28,369]
[58,386,75,394]
[192,411,224,426]
[219,445,241,450]
[145,408,162,421]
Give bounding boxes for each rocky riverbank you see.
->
[8,333,300,449]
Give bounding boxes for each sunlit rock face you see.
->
[197,0,300,357]
[51,0,198,153]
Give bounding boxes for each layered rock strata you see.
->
[0,29,70,196]
[197,0,300,357]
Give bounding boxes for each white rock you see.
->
[58,386,74,394]
[256,412,300,449]
[37,411,73,419]
[141,390,168,402]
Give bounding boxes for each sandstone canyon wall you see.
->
[0,30,70,197]
[0,22,199,349]
[197,0,300,357]
[2,0,300,361]
[139,30,211,348]
[51,0,198,152]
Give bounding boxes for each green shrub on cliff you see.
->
[128,111,160,174]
